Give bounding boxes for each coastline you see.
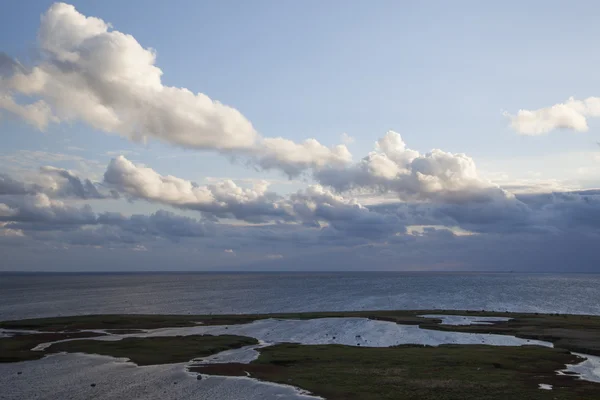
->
[2,310,600,399]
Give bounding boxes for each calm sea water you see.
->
[1,272,599,321]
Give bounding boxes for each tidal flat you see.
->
[2,310,600,399]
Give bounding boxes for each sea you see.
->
[1,272,599,321]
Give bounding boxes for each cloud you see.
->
[290,185,404,239]
[103,155,405,239]
[255,138,351,177]
[3,179,600,271]
[0,3,350,176]
[505,96,600,135]
[0,150,106,184]
[340,133,355,145]
[0,95,56,130]
[0,222,24,237]
[8,164,598,249]
[0,52,21,76]
[0,192,214,242]
[104,155,291,222]
[0,193,96,228]
[0,54,55,129]
[2,3,600,270]
[6,138,600,259]
[4,154,406,242]
[0,167,111,200]
[97,210,214,238]
[0,203,18,217]
[105,150,139,157]
[0,174,33,195]
[315,131,510,203]
[531,191,600,233]
[39,166,110,199]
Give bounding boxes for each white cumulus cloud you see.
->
[315,131,509,203]
[0,3,350,176]
[505,96,600,135]
[102,155,404,238]
[104,155,291,222]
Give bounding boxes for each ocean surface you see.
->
[1,272,599,321]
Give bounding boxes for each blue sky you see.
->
[3,0,600,179]
[1,2,600,271]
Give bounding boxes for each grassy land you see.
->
[418,312,600,356]
[191,343,600,400]
[0,314,260,331]
[45,334,258,365]
[3,311,600,398]
[0,331,106,363]
[0,311,428,332]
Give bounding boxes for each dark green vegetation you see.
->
[418,311,600,356]
[191,344,600,400]
[3,311,600,399]
[0,331,105,363]
[0,310,427,332]
[0,314,260,331]
[46,335,258,365]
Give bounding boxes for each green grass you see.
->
[46,334,258,365]
[0,311,427,332]
[418,312,600,356]
[192,343,600,400]
[0,314,259,331]
[0,331,105,363]
[4,311,600,398]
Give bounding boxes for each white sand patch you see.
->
[114,318,551,348]
[0,353,322,400]
[559,353,600,383]
[420,314,512,326]
[28,318,553,352]
[193,343,269,365]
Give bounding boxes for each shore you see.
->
[2,310,600,399]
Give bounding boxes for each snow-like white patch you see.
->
[198,376,323,399]
[109,318,551,348]
[0,329,13,338]
[420,314,512,326]
[559,353,600,383]
[538,383,552,390]
[193,343,268,365]
[29,318,553,352]
[0,353,322,400]
[0,328,54,336]
[31,343,46,351]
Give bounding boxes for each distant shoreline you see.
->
[2,270,599,275]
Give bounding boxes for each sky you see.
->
[1,1,599,271]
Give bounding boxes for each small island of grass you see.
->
[192,343,600,400]
[46,334,258,365]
